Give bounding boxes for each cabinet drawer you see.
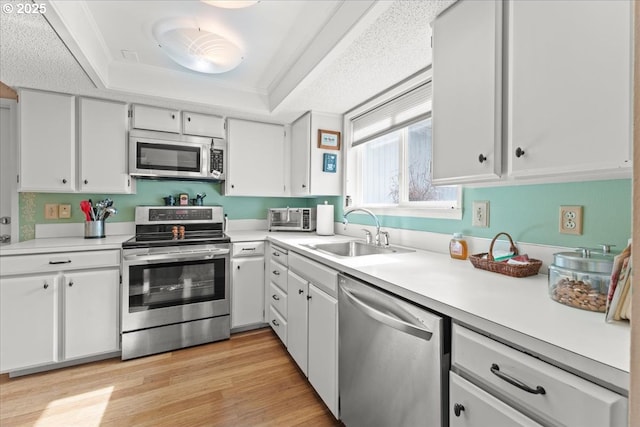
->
[269,282,287,318]
[289,252,337,297]
[269,305,287,346]
[270,245,288,266]
[269,260,287,292]
[450,371,542,427]
[232,241,265,257]
[1,250,120,276]
[452,324,627,427]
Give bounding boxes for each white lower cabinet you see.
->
[0,250,120,373]
[267,244,288,343]
[231,242,265,330]
[450,372,542,427]
[452,324,628,427]
[287,270,308,373]
[0,274,58,371]
[307,283,338,416]
[286,252,338,418]
[64,269,119,360]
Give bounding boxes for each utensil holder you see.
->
[84,220,105,239]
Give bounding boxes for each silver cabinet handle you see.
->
[49,259,71,265]
[272,252,280,257]
[272,270,280,276]
[341,284,432,340]
[43,282,49,289]
[68,281,74,287]
[271,319,280,327]
[272,294,280,301]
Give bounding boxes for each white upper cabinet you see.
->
[182,111,224,138]
[507,0,632,178]
[18,90,132,194]
[432,0,502,185]
[131,104,180,133]
[432,0,632,184]
[78,98,132,194]
[18,89,76,192]
[225,118,286,196]
[290,111,343,196]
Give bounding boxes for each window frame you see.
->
[344,68,462,220]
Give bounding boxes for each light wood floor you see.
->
[0,328,341,427]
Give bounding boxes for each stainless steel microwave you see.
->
[129,130,225,181]
[268,208,317,232]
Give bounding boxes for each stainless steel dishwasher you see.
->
[338,273,449,427]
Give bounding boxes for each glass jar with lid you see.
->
[548,246,616,312]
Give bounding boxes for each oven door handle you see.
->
[124,249,229,263]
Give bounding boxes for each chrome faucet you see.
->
[343,207,385,246]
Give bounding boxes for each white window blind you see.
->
[351,82,432,147]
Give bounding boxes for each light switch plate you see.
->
[44,204,58,220]
[559,205,583,235]
[58,204,71,219]
[472,201,490,228]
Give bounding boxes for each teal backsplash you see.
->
[318,179,631,251]
[20,178,631,251]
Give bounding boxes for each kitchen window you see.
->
[345,70,461,219]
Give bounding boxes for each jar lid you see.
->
[453,232,463,239]
[552,249,615,274]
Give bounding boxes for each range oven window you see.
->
[136,142,201,172]
[127,258,225,313]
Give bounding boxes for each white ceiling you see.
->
[0,0,454,123]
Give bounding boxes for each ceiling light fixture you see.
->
[201,1,259,9]
[153,19,244,74]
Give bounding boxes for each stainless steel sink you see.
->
[302,240,414,257]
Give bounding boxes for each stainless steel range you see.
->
[121,206,230,360]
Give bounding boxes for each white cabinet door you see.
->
[231,256,265,329]
[432,0,502,184]
[78,98,132,193]
[290,112,311,196]
[507,0,632,177]
[131,104,180,133]
[308,283,338,417]
[18,89,75,192]
[450,372,543,427]
[286,270,308,374]
[225,118,286,196]
[0,274,58,371]
[183,111,224,138]
[290,112,343,196]
[64,269,119,359]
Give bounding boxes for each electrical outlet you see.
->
[58,204,71,219]
[44,204,58,220]
[472,201,490,228]
[559,205,583,235]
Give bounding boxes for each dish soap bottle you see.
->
[449,233,468,260]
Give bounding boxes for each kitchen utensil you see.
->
[163,195,176,206]
[103,207,118,220]
[80,200,92,221]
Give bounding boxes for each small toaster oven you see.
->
[268,208,317,232]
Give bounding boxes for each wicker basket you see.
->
[469,232,542,278]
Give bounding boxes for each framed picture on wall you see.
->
[318,129,341,150]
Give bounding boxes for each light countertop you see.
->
[1,231,630,392]
[266,233,630,393]
[0,235,132,255]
